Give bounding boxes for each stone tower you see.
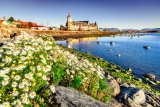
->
[67,13,72,31]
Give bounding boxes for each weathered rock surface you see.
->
[106,75,120,97]
[145,91,160,107]
[117,85,146,107]
[142,103,153,107]
[144,73,156,80]
[109,98,122,107]
[48,86,109,107]
[116,78,122,84]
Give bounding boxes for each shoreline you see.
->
[21,29,121,38]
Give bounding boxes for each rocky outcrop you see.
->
[117,84,146,107]
[48,86,123,107]
[48,86,109,107]
[106,75,120,97]
[144,73,156,80]
[145,91,160,107]
[109,98,122,107]
[0,27,20,39]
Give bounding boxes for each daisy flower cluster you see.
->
[0,32,110,106]
[0,34,56,107]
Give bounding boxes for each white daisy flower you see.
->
[24,86,29,92]
[14,75,21,81]
[29,91,36,99]
[42,75,47,80]
[2,102,10,107]
[11,82,18,88]
[12,91,19,96]
[13,99,22,106]
[22,98,30,104]
[19,83,25,89]
[2,80,9,86]
[21,93,28,99]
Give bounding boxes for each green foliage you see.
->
[52,62,65,85]
[99,79,109,92]
[7,16,15,22]
[72,76,82,89]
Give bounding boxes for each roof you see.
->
[77,21,89,23]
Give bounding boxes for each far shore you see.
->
[0,27,149,40]
[22,29,122,39]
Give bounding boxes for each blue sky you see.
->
[0,0,160,29]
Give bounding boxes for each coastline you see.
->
[60,45,160,94]
[22,29,121,39]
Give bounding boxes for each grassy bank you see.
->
[0,35,112,106]
[61,45,160,96]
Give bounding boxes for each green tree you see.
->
[7,17,15,22]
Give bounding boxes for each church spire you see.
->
[67,12,71,18]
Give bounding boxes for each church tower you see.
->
[67,12,72,30]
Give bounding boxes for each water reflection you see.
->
[66,37,98,48]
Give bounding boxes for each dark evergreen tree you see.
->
[7,17,15,22]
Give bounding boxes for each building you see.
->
[31,26,48,30]
[66,13,98,31]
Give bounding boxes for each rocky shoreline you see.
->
[61,46,160,107]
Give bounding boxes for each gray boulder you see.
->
[48,86,108,107]
[117,85,146,107]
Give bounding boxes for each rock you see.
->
[155,80,160,84]
[117,86,146,107]
[120,83,135,88]
[144,73,156,80]
[107,49,112,52]
[120,83,130,87]
[0,43,3,47]
[117,54,121,57]
[143,46,150,49]
[10,33,18,38]
[116,78,122,84]
[127,68,132,73]
[109,98,122,107]
[142,103,153,107]
[110,41,114,45]
[106,75,120,97]
[97,41,100,44]
[48,86,108,107]
[145,91,160,107]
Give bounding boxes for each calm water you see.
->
[56,33,160,80]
